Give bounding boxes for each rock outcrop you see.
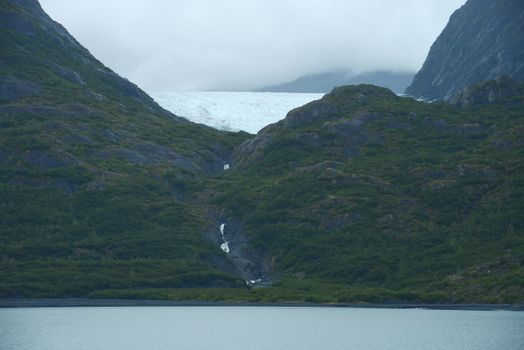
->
[233,85,397,166]
[405,0,524,101]
[449,76,524,108]
[0,0,175,117]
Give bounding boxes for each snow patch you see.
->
[246,278,262,286]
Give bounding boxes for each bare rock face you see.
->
[0,7,36,36]
[233,85,396,167]
[44,61,85,86]
[0,0,175,117]
[405,0,524,101]
[0,77,40,100]
[284,99,340,128]
[449,76,524,108]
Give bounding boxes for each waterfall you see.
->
[219,223,230,253]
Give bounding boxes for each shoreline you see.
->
[1,298,523,311]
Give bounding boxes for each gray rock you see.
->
[59,134,94,145]
[424,117,449,130]
[51,179,77,193]
[385,120,411,130]
[352,111,384,123]
[24,150,75,169]
[0,9,36,36]
[102,129,122,142]
[97,148,146,164]
[410,168,448,179]
[4,0,178,121]
[493,139,512,149]
[457,123,488,137]
[294,132,322,146]
[133,143,200,171]
[86,91,109,102]
[323,213,362,230]
[297,161,345,173]
[44,121,68,132]
[457,164,497,179]
[0,104,105,120]
[0,105,58,117]
[44,61,85,86]
[449,76,524,108]
[98,144,201,172]
[406,0,524,100]
[0,77,40,100]
[378,214,395,224]
[323,118,363,135]
[423,180,455,191]
[213,218,272,283]
[233,133,274,164]
[233,86,393,167]
[284,99,340,128]
[322,111,384,135]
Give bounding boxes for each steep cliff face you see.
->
[405,0,524,101]
[0,0,169,114]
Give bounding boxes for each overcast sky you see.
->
[40,0,466,93]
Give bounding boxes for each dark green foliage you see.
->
[0,0,523,304]
[213,86,524,303]
[0,0,249,297]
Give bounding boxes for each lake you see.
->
[152,91,324,133]
[1,306,523,350]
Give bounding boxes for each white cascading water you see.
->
[219,223,263,286]
[219,223,230,253]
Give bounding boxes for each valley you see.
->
[0,0,523,305]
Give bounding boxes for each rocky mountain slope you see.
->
[449,76,524,108]
[405,0,524,101]
[0,0,251,296]
[220,83,524,303]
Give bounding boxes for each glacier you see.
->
[152,91,324,134]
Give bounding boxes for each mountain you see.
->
[220,83,524,303]
[259,70,415,94]
[405,0,524,101]
[0,0,251,297]
[1,0,523,304]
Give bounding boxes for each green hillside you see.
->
[0,0,522,303]
[213,85,524,303]
[0,0,249,297]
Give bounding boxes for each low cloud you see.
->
[40,0,466,92]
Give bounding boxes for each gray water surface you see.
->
[1,307,523,350]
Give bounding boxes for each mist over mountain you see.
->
[258,70,415,94]
[38,0,464,92]
[406,0,524,100]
